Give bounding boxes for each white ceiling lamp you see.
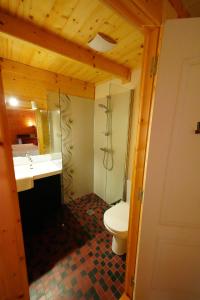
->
[88,33,117,52]
[7,96,19,107]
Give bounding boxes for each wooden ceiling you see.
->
[0,0,144,83]
[0,0,143,83]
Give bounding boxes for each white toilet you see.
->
[103,180,131,255]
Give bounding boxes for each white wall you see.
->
[94,70,141,204]
[70,96,94,199]
[94,91,130,204]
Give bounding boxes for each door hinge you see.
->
[138,188,144,201]
[131,276,135,287]
[150,55,158,77]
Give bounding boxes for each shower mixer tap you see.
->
[104,132,110,136]
[101,131,110,136]
[100,147,109,153]
[98,103,111,113]
[100,147,113,153]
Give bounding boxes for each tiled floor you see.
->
[24,194,126,300]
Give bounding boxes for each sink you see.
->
[14,165,34,192]
[14,157,62,192]
[30,160,62,180]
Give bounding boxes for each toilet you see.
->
[103,180,131,255]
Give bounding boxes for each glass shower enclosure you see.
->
[47,85,133,206]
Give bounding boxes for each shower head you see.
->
[98,104,108,110]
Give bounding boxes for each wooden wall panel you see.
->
[6,109,36,144]
[0,58,95,109]
[0,67,29,299]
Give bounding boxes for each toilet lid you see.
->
[104,201,129,233]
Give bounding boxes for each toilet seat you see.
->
[104,201,129,234]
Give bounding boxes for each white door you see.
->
[134,18,200,300]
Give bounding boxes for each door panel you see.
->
[135,18,200,300]
[161,59,200,227]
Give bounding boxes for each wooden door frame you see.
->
[100,1,163,299]
[124,27,161,298]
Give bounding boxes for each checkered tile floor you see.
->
[24,194,126,299]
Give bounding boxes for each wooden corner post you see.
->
[125,26,160,298]
[0,67,29,300]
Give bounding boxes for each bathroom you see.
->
[2,1,200,299]
[0,1,144,298]
[3,68,141,299]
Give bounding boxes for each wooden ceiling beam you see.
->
[100,0,163,29]
[0,58,95,103]
[0,10,131,81]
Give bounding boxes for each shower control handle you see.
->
[100,147,113,153]
[100,147,109,152]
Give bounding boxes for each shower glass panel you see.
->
[94,84,132,205]
[47,87,132,206]
[47,92,62,155]
[48,91,94,204]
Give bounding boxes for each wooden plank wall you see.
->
[0,67,29,299]
[0,58,95,109]
[6,109,36,144]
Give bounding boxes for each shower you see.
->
[98,104,107,110]
[99,95,113,171]
[98,103,110,113]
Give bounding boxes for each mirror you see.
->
[6,96,51,157]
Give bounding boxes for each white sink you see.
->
[30,160,62,180]
[14,157,62,192]
[14,165,33,192]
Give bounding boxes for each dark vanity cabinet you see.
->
[18,174,62,234]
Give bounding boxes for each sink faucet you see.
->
[26,152,33,169]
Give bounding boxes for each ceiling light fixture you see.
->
[26,119,35,127]
[8,96,19,107]
[88,33,117,52]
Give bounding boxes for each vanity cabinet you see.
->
[18,174,62,233]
